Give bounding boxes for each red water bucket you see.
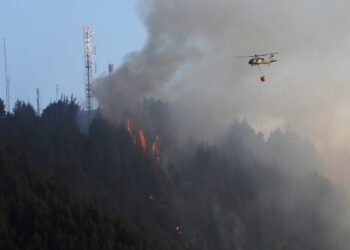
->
[260,76,267,82]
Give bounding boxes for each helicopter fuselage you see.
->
[248,57,277,66]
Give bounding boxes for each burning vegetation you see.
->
[151,134,161,164]
[138,129,147,153]
[0,98,347,250]
[125,118,133,135]
[125,118,161,163]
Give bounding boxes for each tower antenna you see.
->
[83,25,94,112]
[3,39,10,113]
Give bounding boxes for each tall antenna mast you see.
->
[36,88,40,115]
[83,25,94,112]
[3,39,10,113]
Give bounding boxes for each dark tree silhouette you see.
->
[0,97,345,250]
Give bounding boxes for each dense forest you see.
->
[0,97,348,250]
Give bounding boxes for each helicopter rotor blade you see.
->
[234,52,278,59]
[257,52,279,57]
[234,55,256,58]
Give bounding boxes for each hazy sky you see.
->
[2,0,350,186]
[0,0,146,108]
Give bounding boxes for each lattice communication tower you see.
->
[3,39,10,112]
[83,25,94,111]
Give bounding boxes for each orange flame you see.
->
[138,129,147,153]
[132,136,137,145]
[125,118,133,135]
[151,135,159,153]
[124,119,161,158]
[151,134,161,163]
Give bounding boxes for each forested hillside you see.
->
[0,98,347,250]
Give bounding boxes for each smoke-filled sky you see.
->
[1,0,350,184]
[95,0,350,186]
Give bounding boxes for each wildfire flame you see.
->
[132,136,137,145]
[124,119,161,162]
[125,118,133,135]
[151,135,161,163]
[151,135,159,152]
[138,129,147,153]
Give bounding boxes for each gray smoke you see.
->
[95,0,350,154]
[94,1,350,247]
[216,121,350,249]
[96,0,350,186]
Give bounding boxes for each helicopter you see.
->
[235,52,278,66]
[235,52,279,82]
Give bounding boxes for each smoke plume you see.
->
[95,0,350,169]
[94,1,350,247]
